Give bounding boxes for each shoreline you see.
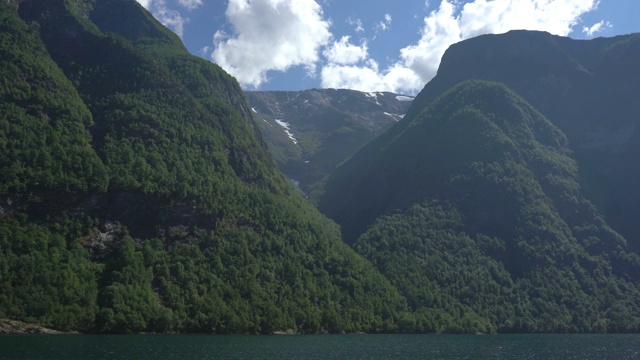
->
[0,319,77,335]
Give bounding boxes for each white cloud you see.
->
[323,36,368,65]
[321,0,599,94]
[134,0,187,38]
[178,0,203,11]
[153,0,187,38]
[321,1,459,93]
[211,0,331,88]
[321,60,424,94]
[583,20,612,37]
[199,0,599,94]
[200,45,212,57]
[458,0,597,39]
[135,0,151,8]
[398,1,462,85]
[348,17,365,33]
[378,13,392,31]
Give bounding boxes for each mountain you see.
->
[4,1,640,334]
[315,79,640,332]
[408,30,640,251]
[0,0,410,333]
[245,89,413,192]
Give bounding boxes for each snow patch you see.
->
[396,95,414,102]
[275,119,298,144]
[384,112,405,121]
[366,92,382,106]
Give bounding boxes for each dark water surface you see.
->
[0,334,639,359]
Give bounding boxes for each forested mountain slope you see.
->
[246,89,412,192]
[315,80,640,332]
[0,0,409,333]
[408,30,640,250]
[4,1,640,334]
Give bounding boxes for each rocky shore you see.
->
[0,319,76,334]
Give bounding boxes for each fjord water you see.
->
[1,334,638,360]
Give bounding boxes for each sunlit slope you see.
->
[0,0,409,333]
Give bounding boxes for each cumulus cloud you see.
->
[154,2,188,37]
[134,0,187,38]
[211,0,331,88]
[321,0,599,94]
[321,1,459,93]
[459,0,597,38]
[204,0,600,94]
[398,1,462,85]
[136,0,151,8]
[583,20,612,37]
[321,61,424,94]
[323,36,368,65]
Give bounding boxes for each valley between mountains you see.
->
[1,0,639,334]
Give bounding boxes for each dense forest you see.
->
[1,0,639,334]
[409,30,640,251]
[0,0,409,333]
[316,81,640,332]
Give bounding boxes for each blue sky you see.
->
[136,0,640,95]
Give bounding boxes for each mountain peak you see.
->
[404,29,640,247]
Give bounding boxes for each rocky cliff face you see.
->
[246,89,413,192]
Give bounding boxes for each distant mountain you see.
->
[409,30,640,250]
[316,80,640,332]
[0,0,409,333]
[246,89,413,192]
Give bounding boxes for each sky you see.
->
[135,0,640,95]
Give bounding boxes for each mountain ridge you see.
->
[246,88,413,192]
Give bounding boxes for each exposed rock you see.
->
[0,319,77,334]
